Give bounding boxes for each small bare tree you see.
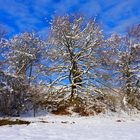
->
[6,32,45,83]
[103,24,140,110]
[0,32,46,116]
[0,25,7,69]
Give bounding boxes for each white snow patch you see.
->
[0,114,140,140]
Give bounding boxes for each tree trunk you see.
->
[16,64,27,78]
[126,70,131,96]
[70,60,82,101]
[28,63,33,85]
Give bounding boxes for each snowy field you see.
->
[0,114,140,140]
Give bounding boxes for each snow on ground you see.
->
[0,113,140,140]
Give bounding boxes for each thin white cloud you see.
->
[100,0,140,33]
[0,0,139,35]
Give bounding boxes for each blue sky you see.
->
[0,0,140,37]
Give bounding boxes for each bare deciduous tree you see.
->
[0,25,7,69]
[46,15,104,102]
[6,32,45,83]
[103,24,140,110]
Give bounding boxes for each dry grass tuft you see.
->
[51,105,71,115]
[0,119,30,126]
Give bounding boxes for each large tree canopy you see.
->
[46,15,104,100]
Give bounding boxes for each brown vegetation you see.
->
[0,119,30,126]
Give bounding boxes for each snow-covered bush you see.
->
[35,86,107,116]
[0,72,30,116]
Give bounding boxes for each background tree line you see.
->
[0,15,140,116]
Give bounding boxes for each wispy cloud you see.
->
[0,0,139,37]
[100,0,140,33]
